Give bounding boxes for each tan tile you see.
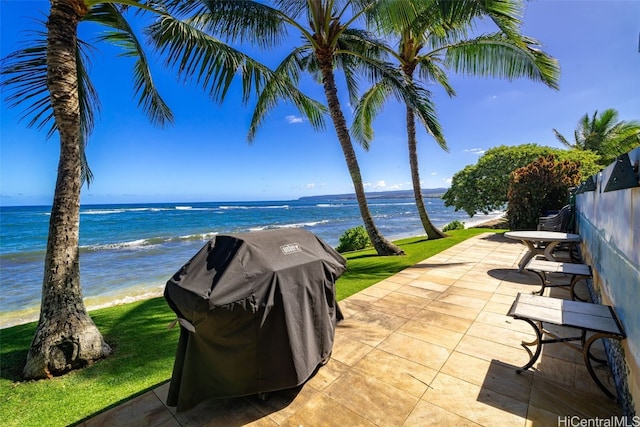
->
[326,370,419,426]
[414,273,456,286]
[455,334,532,368]
[377,332,451,370]
[279,393,376,427]
[443,286,493,301]
[353,348,437,397]
[413,308,473,334]
[403,400,481,426]
[529,375,623,418]
[440,352,533,404]
[331,333,374,366]
[85,391,180,427]
[532,355,579,388]
[304,358,350,391]
[336,315,398,347]
[396,284,442,301]
[525,404,567,427]
[343,292,379,306]
[425,300,482,320]
[360,285,393,299]
[483,301,512,315]
[451,279,500,294]
[436,293,487,310]
[349,308,408,331]
[174,396,276,427]
[369,296,423,319]
[397,319,464,350]
[385,274,417,285]
[406,279,450,292]
[465,321,536,350]
[489,293,519,305]
[373,279,405,291]
[244,385,319,425]
[475,310,535,335]
[423,373,528,426]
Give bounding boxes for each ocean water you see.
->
[0,195,503,327]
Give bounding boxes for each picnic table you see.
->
[504,231,581,272]
[507,293,625,399]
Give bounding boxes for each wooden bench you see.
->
[507,293,625,399]
[525,259,592,301]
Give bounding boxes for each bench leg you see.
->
[531,270,547,295]
[516,318,543,373]
[583,333,620,400]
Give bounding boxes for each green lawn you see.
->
[0,228,501,427]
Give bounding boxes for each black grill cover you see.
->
[164,229,346,411]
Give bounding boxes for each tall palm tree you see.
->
[1,0,311,379]
[195,0,444,256]
[553,108,640,166]
[353,0,560,239]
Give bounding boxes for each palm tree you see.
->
[1,0,309,379]
[353,0,560,239]
[195,0,445,256]
[553,109,640,166]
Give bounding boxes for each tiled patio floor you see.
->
[81,233,624,426]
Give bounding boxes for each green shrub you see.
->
[442,220,465,232]
[507,155,582,230]
[336,225,371,253]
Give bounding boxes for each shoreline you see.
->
[0,213,507,330]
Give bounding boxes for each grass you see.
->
[0,228,501,427]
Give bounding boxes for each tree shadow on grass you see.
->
[0,322,36,381]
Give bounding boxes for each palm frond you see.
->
[147,13,266,103]
[416,55,455,96]
[350,55,447,150]
[443,33,560,90]
[553,129,573,149]
[198,0,288,48]
[351,81,393,149]
[1,18,100,185]
[0,24,55,136]
[248,47,327,142]
[86,3,174,127]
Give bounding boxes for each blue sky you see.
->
[1,1,639,206]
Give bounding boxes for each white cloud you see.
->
[286,115,305,124]
[443,177,452,185]
[463,148,486,155]
[363,182,372,189]
[430,172,437,176]
[306,183,315,189]
[374,180,387,189]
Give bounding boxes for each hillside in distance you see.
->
[298,188,448,202]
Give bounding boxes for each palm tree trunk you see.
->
[316,52,403,256]
[23,0,111,379]
[406,104,447,239]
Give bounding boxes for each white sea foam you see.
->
[219,205,289,210]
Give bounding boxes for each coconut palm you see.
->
[353,0,560,239]
[553,109,640,166]
[193,0,448,256]
[1,0,317,379]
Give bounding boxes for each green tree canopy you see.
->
[442,144,600,216]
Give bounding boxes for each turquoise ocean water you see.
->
[0,195,503,327]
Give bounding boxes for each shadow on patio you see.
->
[81,232,624,427]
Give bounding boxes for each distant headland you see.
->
[298,188,448,202]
